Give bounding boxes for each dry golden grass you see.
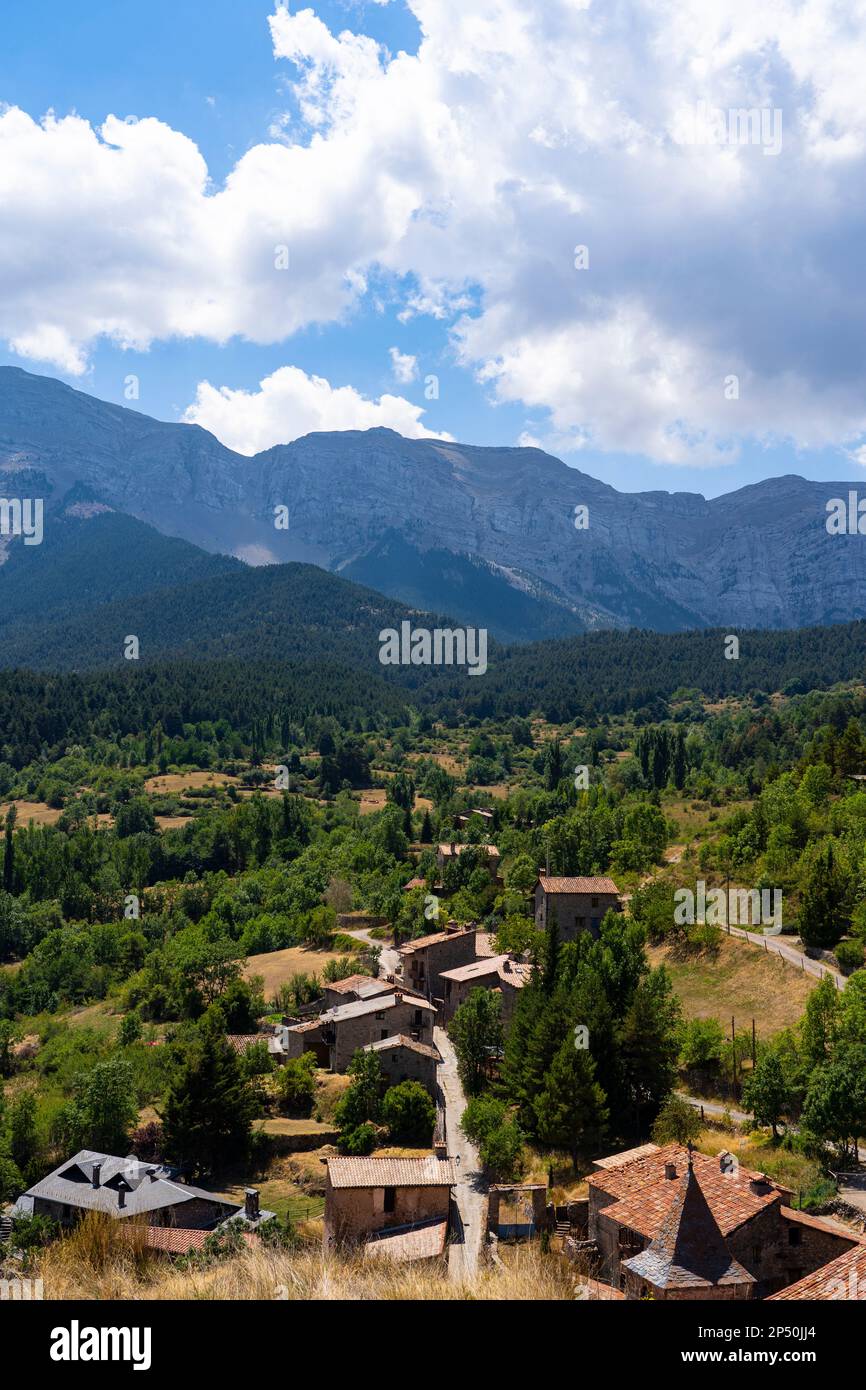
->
[314,1071,352,1122]
[0,799,64,831]
[144,771,239,794]
[646,935,813,1036]
[358,787,434,815]
[36,1219,575,1301]
[242,945,357,995]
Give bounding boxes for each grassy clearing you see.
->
[216,1176,324,1224]
[647,935,814,1036]
[60,1001,123,1036]
[0,799,64,831]
[143,771,240,794]
[242,945,358,996]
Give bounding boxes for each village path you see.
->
[434,1026,488,1283]
[342,926,401,977]
[634,850,847,993]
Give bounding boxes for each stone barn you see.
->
[323,1155,459,1259]
[534,875,621,940]
[363,1034,441,1096]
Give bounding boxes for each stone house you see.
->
[324,1155,458,1258]
[321,990,436,1072]
[400,924,478,1001]
[534,874,621,939]
[322,975,396,1011]
[587,1143,860,1299]
[768,1242,866,1300]
[438,954,532,1026]
[281,1017,330,1065]
[436,842,500,879]
[363,1034,441,1095]
[8,1151,274,1232]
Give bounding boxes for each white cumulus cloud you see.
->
[3,1,866,463]
[182,364,450,454]
[388,346,418,383]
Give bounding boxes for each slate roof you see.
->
[10,1150,238,1221]
[326,1156,459,1189]
[537,875,620,895]
[323,992,434,1024]
[622,1162,755,1291]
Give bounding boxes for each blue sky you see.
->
[1,0,865,497]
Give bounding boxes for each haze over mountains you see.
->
[2,366,866,646]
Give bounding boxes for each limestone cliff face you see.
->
[1,365,862,639]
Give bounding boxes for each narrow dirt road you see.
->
[435,1026,487,1282]
[342,926,401,977]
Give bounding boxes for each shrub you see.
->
[460,1095,507,1146]
[274,1054,317,1116]
[337,1122,377,1155]
[652,1094,702,1146]
[835,939,865,975]
[381,1082,436,1145]
[479,1121,524,1181]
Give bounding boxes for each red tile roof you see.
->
[622,1162,754,1291]
[327,1156,458,1188]
[538,875,620,895]
[768,1242,866,1300]
[363,1218,448,1262]
[590,1143,782,1240]
[145,1227,261,1255]
[400,925,476,955]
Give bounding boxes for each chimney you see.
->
[118,1186,126,1209]
[394,991,402,1004]
[664,1162,677,1180]
[91,1163,102,1189]
[749,1174,771,1195]
[244,1188,260,1221]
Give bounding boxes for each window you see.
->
[375,1011,384,1019]
[591,896,598,907]
[383,1187,396,1213]
[788,1227,802,1246]
[380,1029,388,1039]
[414,1010,422,1024]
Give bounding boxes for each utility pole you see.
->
[731,1015,737,1100]
[751,1017,757,1069]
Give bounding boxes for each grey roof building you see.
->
[8,1150,274,1231]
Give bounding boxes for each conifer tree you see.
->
[161,1014,257,1176]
